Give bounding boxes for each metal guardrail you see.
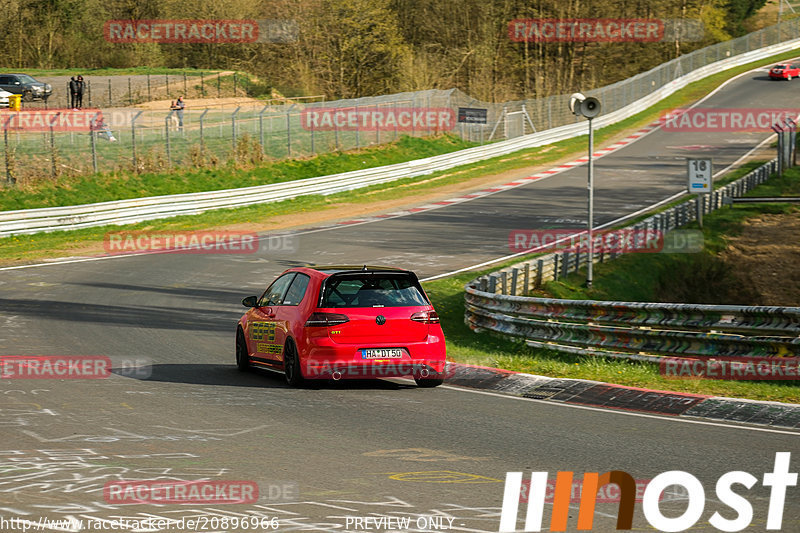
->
[465,158,800,360]
[464,292,800,358]
[723,196,800,204]
[1,37,800,236]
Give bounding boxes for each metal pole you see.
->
[259,106,267,154]
[128,78,132,105]
[147,73,151,101]
[49,113,60,178]
[3,116,14,184]
[131,110,143,171]
[199,109,208,154]
[586,117,594,289]
[696,196,703,228]
[286,105,293,157]
[108,79,112,106]
[90,112,99,173]
[231,107,241,155]
[165,111,172,168]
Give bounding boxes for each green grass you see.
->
[0,135,476,210]
[420,166,800,404]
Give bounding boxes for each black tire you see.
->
[283,339,304,387]
[235,329,250,372]
[414,377,444,388]
[22,90,33,103]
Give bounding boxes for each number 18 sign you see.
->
[687,158,712,194]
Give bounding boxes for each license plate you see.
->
[362,348,403,359]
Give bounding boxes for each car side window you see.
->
[0,77,10,85]
[282,274,310,306]
[258,273,296,307]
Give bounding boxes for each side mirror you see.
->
[242,296,258,307]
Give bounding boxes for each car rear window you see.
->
[320,272,429,308]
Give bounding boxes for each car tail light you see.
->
[410,310,440,324]
[304,312,350,327]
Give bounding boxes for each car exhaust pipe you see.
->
[419,368,430,378]
[331,371,342,381]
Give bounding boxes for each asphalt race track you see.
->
[1,64,799,532]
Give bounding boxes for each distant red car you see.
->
[769,64,800,80]
[236,265,447,387]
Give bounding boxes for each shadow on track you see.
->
[114,362,416,391]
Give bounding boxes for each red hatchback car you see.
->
[769,64,800,80]
[236,265,447,387]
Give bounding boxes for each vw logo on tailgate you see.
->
[375,315,387,325]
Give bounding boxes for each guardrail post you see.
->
[561,252,570,279]
[488,275,497,294]
[553,255,560,281]
[773,124,784,177]
[479,277,488,292]
[510,269,518,296]
[536,259,544,288]
[523,264,530,295]
[500,272,508,295]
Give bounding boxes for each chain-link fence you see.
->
[3,17,800,184]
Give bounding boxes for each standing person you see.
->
[75,75,85,109]
[69,77,78,109]
[168,100,180,130]
[174,96,185,131]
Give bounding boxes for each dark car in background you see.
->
[0,73,52,102]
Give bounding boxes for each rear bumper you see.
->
[301,336,446,379]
